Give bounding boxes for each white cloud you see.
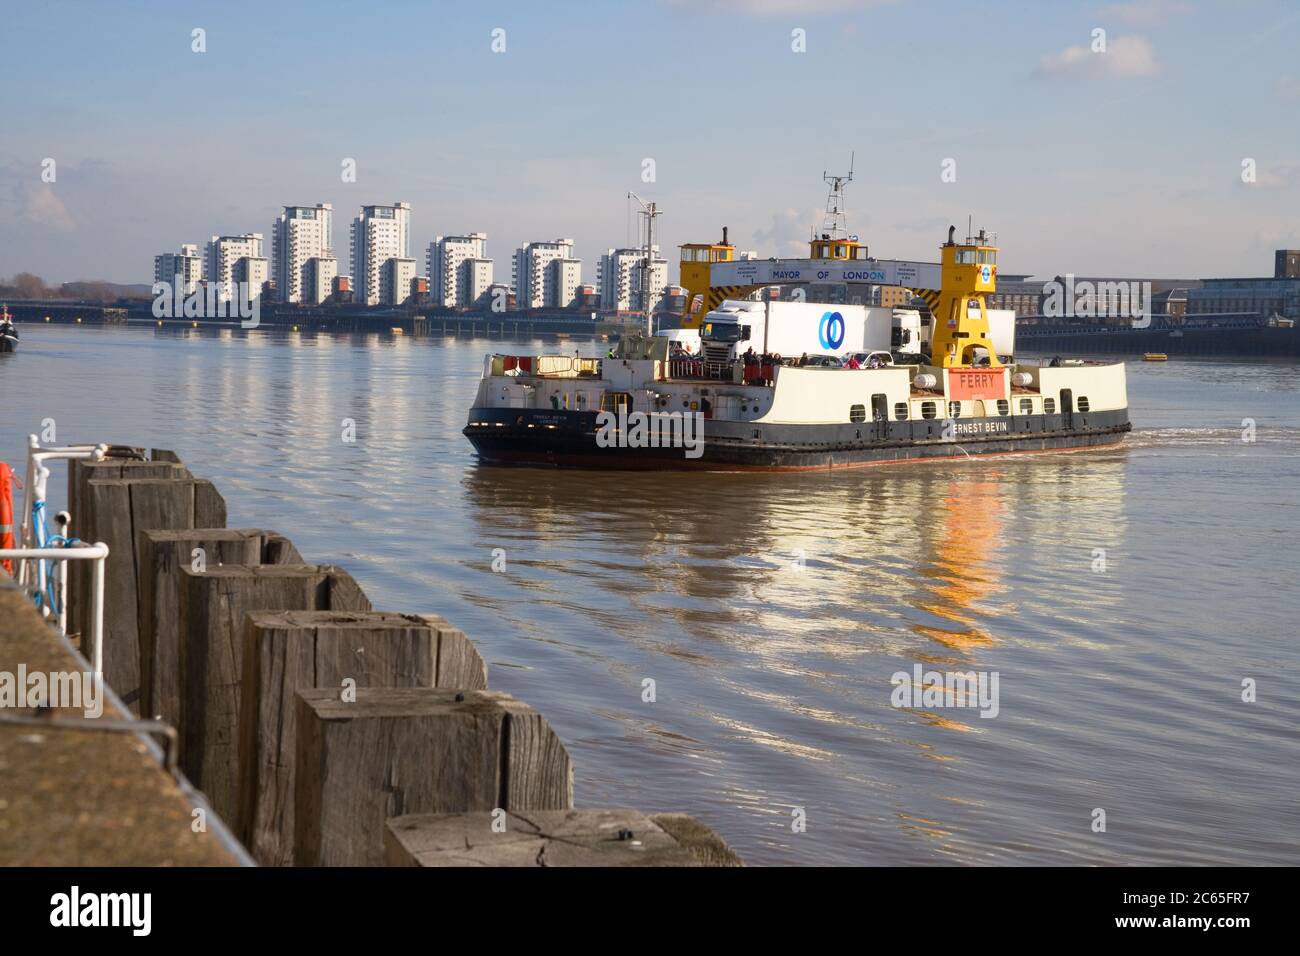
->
[1036,34,1158,78]
[753,207,821,257]
[23,185,75,231]
[1097,0,1190,27]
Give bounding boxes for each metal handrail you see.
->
[18,434,107,586]
[0,541,109,677]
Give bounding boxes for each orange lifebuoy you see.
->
[0,461,15,575]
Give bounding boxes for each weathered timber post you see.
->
[178,565,369,820]
[66,453,192,650]
[383,809,743,867]
[294,687,573,866]
[80,476,226,710]
[236,610,487,865]
[136,529,301,724]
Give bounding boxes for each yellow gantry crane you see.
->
[677,224,1001,369]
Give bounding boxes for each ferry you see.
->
[463,225,1130,471]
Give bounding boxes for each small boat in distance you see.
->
[1143,352,1169,362]
[0,305,18,354]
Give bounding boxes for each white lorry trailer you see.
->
[697,300,922,364]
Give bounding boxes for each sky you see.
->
[1,0,1298,285]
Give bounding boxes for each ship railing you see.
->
[535,355,602,378]
[666,359,734,381]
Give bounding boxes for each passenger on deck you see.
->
[846,355,862,369]
[1049,356,1062,367]
[798,352,809,367]
[867,354,883,369]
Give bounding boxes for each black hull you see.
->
[464,407,1131,471]
[0,339,16,354]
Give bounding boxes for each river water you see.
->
[2,324,1297,865]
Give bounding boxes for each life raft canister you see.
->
[0,461,15,575]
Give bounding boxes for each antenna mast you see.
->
[821,153,854,240]
[627,191,662,336]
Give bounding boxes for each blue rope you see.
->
[29,500,76,615]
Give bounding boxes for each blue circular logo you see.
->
[818,311,845,350]
[981,264,991,283]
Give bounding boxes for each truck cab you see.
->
[698,301,764,364]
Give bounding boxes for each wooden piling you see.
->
[66,453,192,652]
[178,565,370,821]
[78,476,227,711]
[136,529,301,725]
[235,610,488,865]
[293,687,573,866]
[384,809,742,867]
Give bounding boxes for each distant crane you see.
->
[627,191,662,336]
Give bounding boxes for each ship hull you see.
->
[463,407,1130,471]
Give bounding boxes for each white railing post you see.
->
[0,542,110,678]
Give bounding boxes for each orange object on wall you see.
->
[0,462,15,575]
[948,368,1005,402]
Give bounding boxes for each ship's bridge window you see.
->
[835,244,847,258]
[849,404,867,423]
[894,402,908,420]
[854,247,870,260]
[977,250,996,265]
[1044,397,1056,414]
[955,249,978,265]
[1078,396,1090,412]
[1018,398,1033,414]
[996,399,1009,416]
[921,401,937,419]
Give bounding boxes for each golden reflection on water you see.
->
[914,478,1006,653]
